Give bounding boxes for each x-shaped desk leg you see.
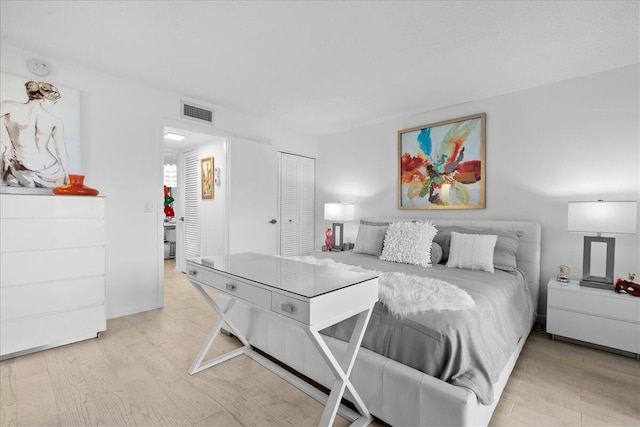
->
[188,281,250,375]
[188,279,375,427]
[306,306,374,427]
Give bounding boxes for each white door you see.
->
[279,153,315,256]
[175,150,200,272]
[279,153,299,256]
[227,138,278,255]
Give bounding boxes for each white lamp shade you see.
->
[324,202,355,222]
[568,201,637,234]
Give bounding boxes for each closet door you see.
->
[297,156,315,254]
[280,154,299,256]
[279,153,315,256]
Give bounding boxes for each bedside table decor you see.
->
[567,200,637,290]
[614,275,640,297]
[556,265,571,283]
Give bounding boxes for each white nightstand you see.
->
[547,279,640,358]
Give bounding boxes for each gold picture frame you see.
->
[398,113,486,210]
[201,157,214,199]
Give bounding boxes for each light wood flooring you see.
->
[1,260,638,427]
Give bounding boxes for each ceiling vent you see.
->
[180,100,214,125]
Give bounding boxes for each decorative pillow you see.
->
[360,219,391,227]
[380,221,437,267]
[446,231,498,273]
[353,224,388,256]
[434,226,522,272]
[431,242,443,264]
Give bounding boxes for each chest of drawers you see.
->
[0,194,106,359]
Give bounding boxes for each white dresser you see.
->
[547,279,640,357]
[0,194,106,359]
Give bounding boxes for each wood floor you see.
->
[1,260,638,427]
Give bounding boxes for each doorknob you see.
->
[179,217,185,222]
[269,219,278,224]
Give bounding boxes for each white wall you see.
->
[316,64,640,319]
[1,42,318,319]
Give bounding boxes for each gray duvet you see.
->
[314,251,537,405]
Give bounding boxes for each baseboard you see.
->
[107,302,162,319]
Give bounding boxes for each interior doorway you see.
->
[163,124,228,270]
[159,119,227,307]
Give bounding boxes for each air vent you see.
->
[180,101,214,125]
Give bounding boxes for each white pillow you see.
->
[353,224,388,256]
[380,221,437,267]
[446,231,498,273]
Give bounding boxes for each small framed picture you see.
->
[201,157,214,199]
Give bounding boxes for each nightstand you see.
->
[547,279,640,358]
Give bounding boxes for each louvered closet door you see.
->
[280,154,299,256]
[279,153,315,256]
[183,153,200,261]
[297,156,315,254]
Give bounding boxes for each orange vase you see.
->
[53,174,99,196]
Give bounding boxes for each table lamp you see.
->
[324,202,355,251]
[568,200,637,289]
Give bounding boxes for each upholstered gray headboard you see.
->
[362,217,542,288]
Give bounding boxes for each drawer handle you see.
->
[225,283,237,292]
[188,269,198,277]
[280,303,295,314]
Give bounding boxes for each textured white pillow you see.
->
[380,221,437,267]
[353,224,388,256]
[446,231,498,273]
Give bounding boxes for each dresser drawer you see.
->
[1,247,106,287]
[271,293,310,324]
[1,305,106,357]
[1,276,105,321]
[549,287,639,323]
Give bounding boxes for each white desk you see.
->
[186,252,379,427]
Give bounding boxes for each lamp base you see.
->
[331,222,344,251]
[579,278,613,290]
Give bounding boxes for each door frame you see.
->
[157,117,229,308]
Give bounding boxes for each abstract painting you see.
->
[1,72,81,193]
[398,113,485,209]
[201,157,214,199]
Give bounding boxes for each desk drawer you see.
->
[186,265,205,282]
[271,293,310,324]
[202,270,271,310]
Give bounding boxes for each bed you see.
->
[222,218,541,426]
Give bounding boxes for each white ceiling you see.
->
[1,1,638,138]
[163,126,220,153]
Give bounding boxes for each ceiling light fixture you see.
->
[164,132,186,141]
